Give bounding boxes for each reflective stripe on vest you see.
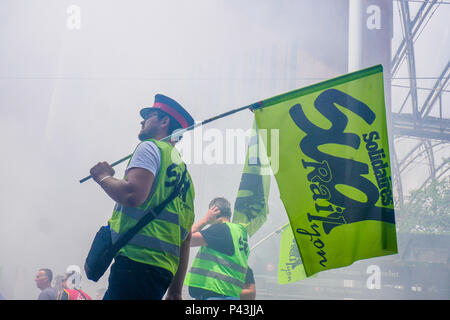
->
[195,252,247,274]
[189,267,245,289]
[113,205,189,240]
[110,229,180,257]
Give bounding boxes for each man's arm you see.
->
[240,268,256,300]
[240,283,256,300]
[190,206,221,247]
[165,231,192,300]
[90,162,154,208]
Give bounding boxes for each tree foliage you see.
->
[396,177,450,234]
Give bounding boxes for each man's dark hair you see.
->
[209,197,232,219]
[40,268,53,283]
[155,110,183,140]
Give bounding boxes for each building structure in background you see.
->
[242,0,449,299]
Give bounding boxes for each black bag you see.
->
[84,168,187,282]
[84,226,114,282]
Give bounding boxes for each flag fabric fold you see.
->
[277,223,307,284]
[232,120,271,237]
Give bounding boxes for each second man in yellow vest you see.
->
[185,197,250,300]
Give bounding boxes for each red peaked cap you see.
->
[140,94,195,129]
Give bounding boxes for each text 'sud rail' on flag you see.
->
[254,65,398,277]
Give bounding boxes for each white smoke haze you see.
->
[0,0,448,299]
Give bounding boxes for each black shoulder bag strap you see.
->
[107,166,188,256]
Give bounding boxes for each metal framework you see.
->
[391,0,449,205]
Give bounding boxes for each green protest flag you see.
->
[254,65,398,277]
[232,120,271,237]
[278,224,307,284]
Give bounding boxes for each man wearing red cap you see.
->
[89,94,195,300]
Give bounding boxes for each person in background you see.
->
[57,270,92,300]
[53,274,64,294]
[35,268,58,300]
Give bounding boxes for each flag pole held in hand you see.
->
[79,103,256,183]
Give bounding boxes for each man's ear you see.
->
[160,115,171,129]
